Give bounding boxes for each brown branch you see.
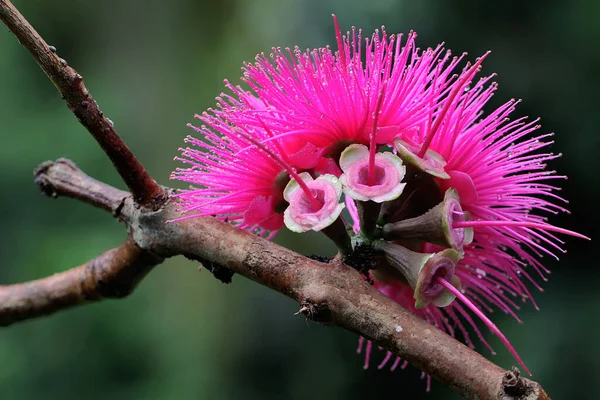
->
[0,0,164,209]
[0,160,548,400]
[0,1,551,398]
[0,236,163,326]
[34,158,130,215]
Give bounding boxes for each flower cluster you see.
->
[171,16,587,390]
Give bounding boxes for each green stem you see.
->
[321,217,353,255]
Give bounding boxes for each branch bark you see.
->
[0,0,164,209]
[0,1,551,398]
[0,236,163,326]
[0,160,548,400]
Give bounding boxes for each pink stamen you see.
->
[377,352,393,370]
[357,336,365,353]
[367,84,387,185]
[390,357,402,371]
[236,124,321,211]
[436,277,530,375]
[418,51,491,158]
[332,14,346,70]
[453,220,589,240]
[363,340,373,369]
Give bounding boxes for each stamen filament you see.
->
[235,125,321,211]
[436,277,530,375]
[332,14,346,70]
[453,220,589,240]
[368,84,386,185]
[418,52,490,158]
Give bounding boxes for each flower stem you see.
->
[321,217,353,255]
[357,200,381,238]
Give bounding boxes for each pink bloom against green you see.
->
[171,15,588,391]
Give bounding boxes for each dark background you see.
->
[0,0,598,399]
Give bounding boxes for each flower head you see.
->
[354,36,587,385]
[225,17,467,171]
[171,15,588,390]
[339,144,406,203]
[283,173,345,232]
[171,88,312,238]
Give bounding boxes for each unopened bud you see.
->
[381,189,474,251]
[374,241,462,309]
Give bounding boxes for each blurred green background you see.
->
[0,0,597,399]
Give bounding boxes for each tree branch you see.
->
[0,236,163,326]
[0,0,164,209]
[1,160,547,400]
[34,158,130,215]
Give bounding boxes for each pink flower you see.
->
[283,173,345,232]
[355,29,587,385]
[171,15,589,390]
[170,94,310,238]
[339,144,406,202]
[224,16,465,170]
[401,62,589,314]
